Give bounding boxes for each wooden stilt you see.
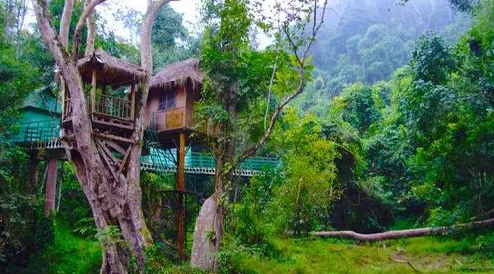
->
[91,69,97,114]
[45,158,58,216]
[177,133,186,260]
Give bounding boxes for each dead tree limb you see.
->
[312,218,494,242]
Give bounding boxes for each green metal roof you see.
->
[22,87,61,115]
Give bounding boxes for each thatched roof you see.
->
[78,49,145,88]
[150,58,203,91]
[22,86,61,115]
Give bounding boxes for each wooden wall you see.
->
[147,85,188,132]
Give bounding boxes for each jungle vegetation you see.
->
[1,0,494,273]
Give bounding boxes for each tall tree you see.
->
[190,0,328,270]
[31,0,178,273]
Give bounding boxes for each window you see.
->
[159,92,166,110]
[166,90,175,109]
[159,89,176,111]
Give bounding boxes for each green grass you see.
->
[8,221,494,274]
[228,235,494,274]
[22,221,101,274]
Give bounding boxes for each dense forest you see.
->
[1,0,494,273]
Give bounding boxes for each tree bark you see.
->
[190,195,225,270]
[312,218,494,241]
[191,82,237,271]
[44,158,57,216]
[31,0,178,272]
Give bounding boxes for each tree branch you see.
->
[32,0,68,64]
[71,0,107,62]
[132,0,180,134]
[84,2,97,56]
[236,0,328,165]
[140,0,179,74]
[59,0,74,48]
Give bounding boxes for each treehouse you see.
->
[62,49,145,139]
[147,58,204,148]
[7,87,61,144]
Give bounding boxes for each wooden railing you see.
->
[63,97,72,121]
[93,94,132,120]
[150,107,186,131]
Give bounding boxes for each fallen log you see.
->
[312,218,494,242]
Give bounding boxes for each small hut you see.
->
[147,59,203,259]
[62,49,145,134]
[147,58,203,136]
[10,87,61,143]
[77,49,145,88]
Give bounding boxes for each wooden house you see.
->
[62,49,145,138]
[147,58,204,146]
[11,86,61,143]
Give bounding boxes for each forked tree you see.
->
[32,0,327,272]
[190,0,328,270]
[31,0,178,272]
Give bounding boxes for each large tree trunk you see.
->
[31,0,177,273]
[191,86,237,271]
[190,161,230,270]
[190,194,225,270]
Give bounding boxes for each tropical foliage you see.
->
[2,0,494,272]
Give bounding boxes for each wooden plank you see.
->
[165,109,185,129]
[117,146,132,176]
[93,132,134,144]
[104,140,127,155]
[95,139,121,166]
[95,142,119,181]
[92,118,135,131]
[93,112,134,123]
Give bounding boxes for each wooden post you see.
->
[44,158,58,216]
[130,84,136,120]
[61,79,66,120]
[91,69,97,114]
[177,133,186,260]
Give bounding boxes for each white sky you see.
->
[25,0,203,43]
[99,0,203,43]
[25,0,328,48]
[117,0,202,28]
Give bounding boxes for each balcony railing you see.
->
[142,151,278,172]
[93,94,132,120]
[150,108,186,131]
[63,94,133,122]
[6,120,60,143]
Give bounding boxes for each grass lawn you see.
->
[8,222,494,274]
[230,235,494,274]
[20,222,101,274]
